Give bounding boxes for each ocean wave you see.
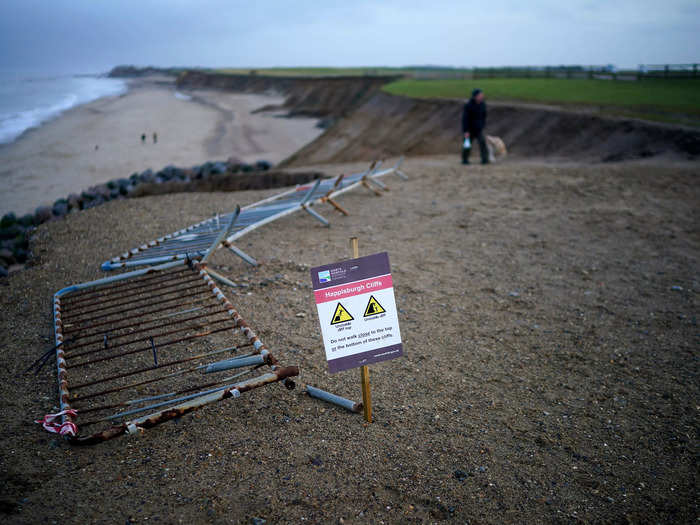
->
[174,91,192,101]
[0,76,128,145]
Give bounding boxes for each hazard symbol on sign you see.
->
[330,303,354,325]
[363,295,386,317]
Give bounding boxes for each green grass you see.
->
[211,66,469,77]
[382,78,700,125]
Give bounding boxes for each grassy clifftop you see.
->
[383,78,700,126]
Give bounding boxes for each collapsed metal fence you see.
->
[49,258,298,444]
[101,158,407,271]
[41,157,407,443]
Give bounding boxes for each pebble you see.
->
[453,469,470,481]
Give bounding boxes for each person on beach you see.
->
[141,133,146,144]
[461,88,489,165]
[153,132,157,144]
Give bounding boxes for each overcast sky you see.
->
[0,0,698,74]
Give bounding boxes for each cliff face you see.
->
[285,92,700,165]
[176,72,399,118]
[175,71,700,165]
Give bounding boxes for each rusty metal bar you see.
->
[65,307,223,352]
[71,345,251,402]
[62,297,214,338]
[69,366,299,445]
[68,321,237,369]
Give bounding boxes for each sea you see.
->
[0,72,128,145]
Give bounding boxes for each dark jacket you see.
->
[462,98,487,134]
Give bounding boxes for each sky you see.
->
[0,0,698,74]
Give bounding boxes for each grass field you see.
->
[383,78,700,125]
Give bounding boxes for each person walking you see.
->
[461,88,489,165]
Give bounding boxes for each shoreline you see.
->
[0,77,322,217]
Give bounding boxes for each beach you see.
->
[0,78,322,217]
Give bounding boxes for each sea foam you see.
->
[0,73,128,145]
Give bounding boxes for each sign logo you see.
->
[330,303,354,325]
[363,295,386,317]
[318,270,331,283]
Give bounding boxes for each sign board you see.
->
[311,252,403,373]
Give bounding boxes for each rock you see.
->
[0,212,17,228]
[251,518,266,525]
[211,162,227,174]
[109,189,121,200]
[66,193,82,211]
[295,312,306,318]
[138,169,154,183]
[34,205,53,224]
[83,195,105,209]
[13,235,28,250]
[18,214,35,227]
[107,179,118,190]
[0,224,24,240]
[454,469,470,481]
[0,248,14,265]
[94,184,111,199]
[129,172,140,184]
[310,456,323,466]
[14,248,28,263]
[0,265,7,278]
[52,200,69,217]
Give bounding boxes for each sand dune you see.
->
[0,79,322,216]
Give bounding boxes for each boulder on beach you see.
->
[0,213,17,228]
[34,206,52,225]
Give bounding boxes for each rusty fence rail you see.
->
[50,258,298,444]
[101,157,407,271]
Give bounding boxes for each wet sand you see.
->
[0,79,322,216]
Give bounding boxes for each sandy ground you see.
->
[0,80,322,217]
[0,155,697,523]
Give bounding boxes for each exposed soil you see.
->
[0,156,697,523]
[284,92,700,166]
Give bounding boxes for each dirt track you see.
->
[0,156,697,523]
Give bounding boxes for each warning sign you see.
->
[311,252,403,373]
[330,303,354,325]
[363,295,385,317]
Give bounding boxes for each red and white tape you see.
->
[35,409,78,436]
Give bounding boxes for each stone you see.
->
[211,162,227,174]
[52,200,69,217]
[0,224,24,240]
[0,212,16,228]
[34,206,53,224]
[0,248,14,265]
[138,169,154,183]
[18,214,35,227]
[66,193,82,211]
[14,248,28,263]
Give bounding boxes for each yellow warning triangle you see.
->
[363,295,386,317]
[330,303,354,325]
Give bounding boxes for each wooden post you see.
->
[351,237,372,423]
